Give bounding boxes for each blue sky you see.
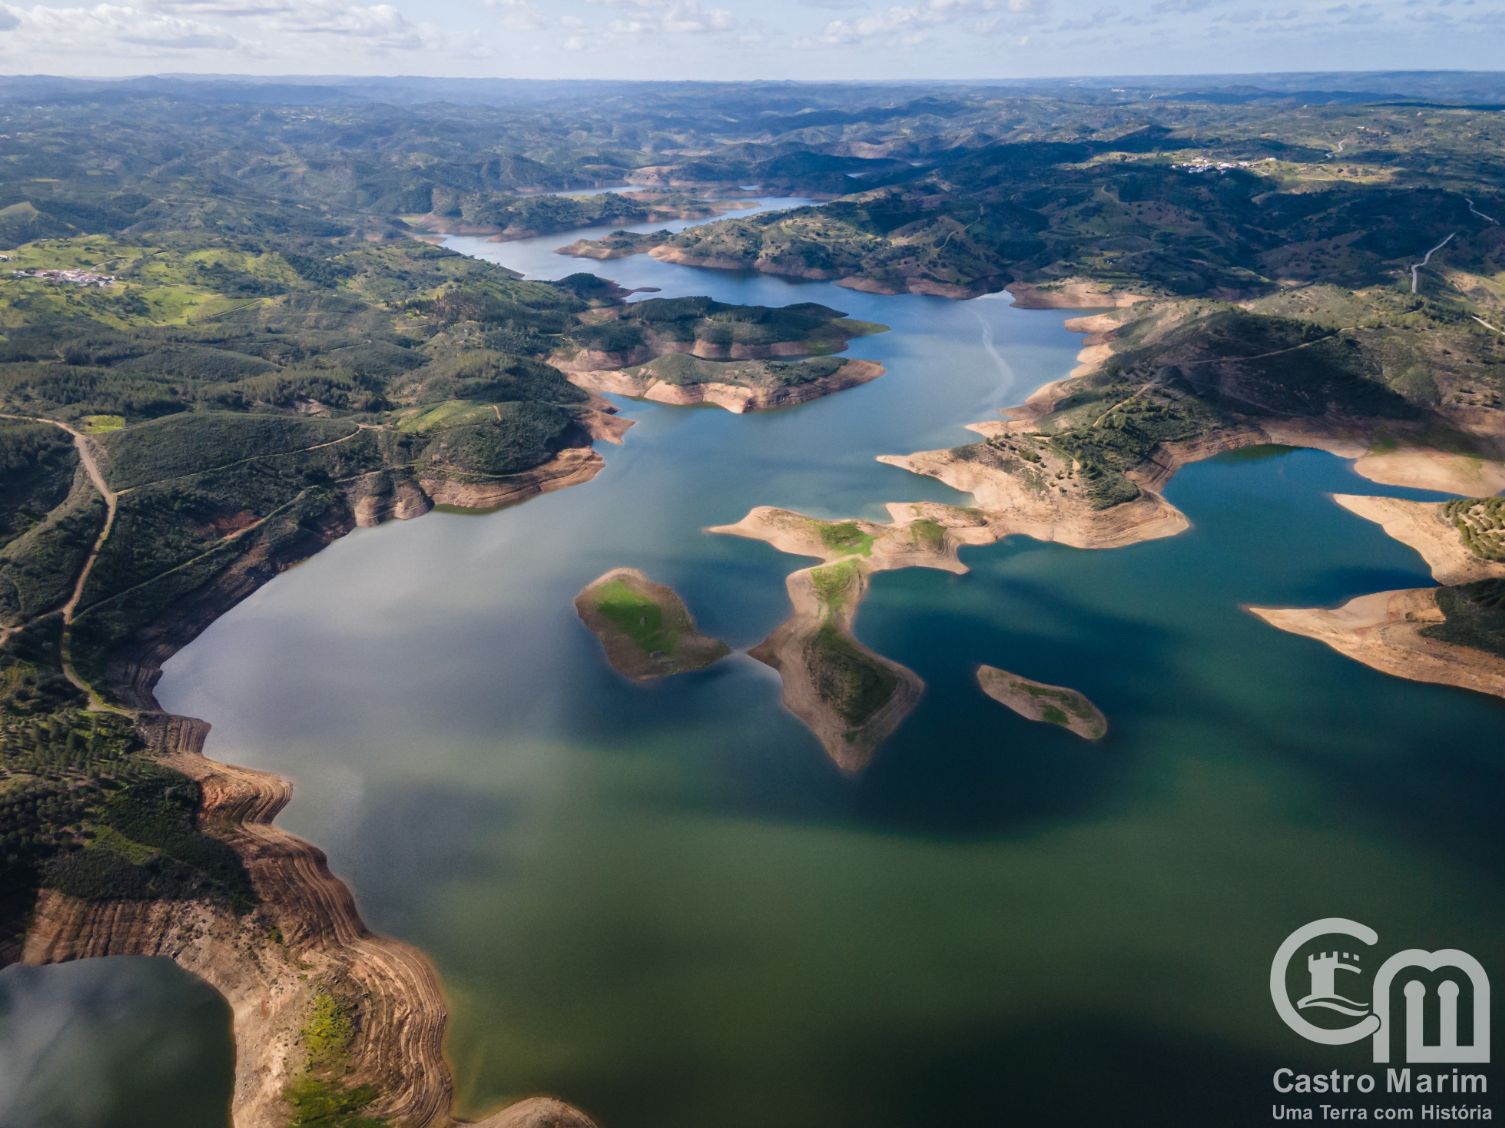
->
[0,0,1500,80]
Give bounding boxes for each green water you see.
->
[92,200,1505,1126]
[0,956,232,1128]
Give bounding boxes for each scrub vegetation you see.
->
[1,72,1504,1090]
[575,568,729,681]
[1447,497,1505,563]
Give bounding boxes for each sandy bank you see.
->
[976,665,1108,741]
[1250,589,1505,701]
[575,567,729,681]
[1333,494,1505,585]
[1060,312,1128,380]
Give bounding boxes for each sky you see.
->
[0,0,1500,81]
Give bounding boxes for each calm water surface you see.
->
[0,956,232,1128]
[41,195,1505,1127]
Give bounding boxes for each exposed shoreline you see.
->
[747,563,923,774]
[575,566,730,681]
[1250,589,1505,702]
[975,666,1108,741]
[565,357,884,414]
[17,259,1505,1126]
[1248,495,1505,701]
[719,305,1505,745]
[16,453,609,1128]
[1332,494,1505,585]
[22,713,453,1128]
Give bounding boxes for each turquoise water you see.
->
[0,956,232,1128]
[30,197,1505,1127]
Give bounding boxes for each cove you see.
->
[96,198,1505,1126]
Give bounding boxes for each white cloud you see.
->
[596,0,737,35]
[485,0,547,32]
[3,3,242,51]
[0,0,451,62]
[796,0,1050,47]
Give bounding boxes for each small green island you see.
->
[976,665,1108,741]
[574,567,730,682]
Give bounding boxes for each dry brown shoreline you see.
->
[565,358,884,414]
[718,304,1505,745]
[1332,494,1505,585]
[748,564,923,774]
[575,567,730,681]
[1250,589,1505,701]
[15,454,608,1128]
[975,666,1108,741]
[24,713,454,1128]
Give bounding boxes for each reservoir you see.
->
[27,195,1505,1127]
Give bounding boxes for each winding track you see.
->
[0,413,122,709]
[1410,231,1456,295]
[1466,197,1500,226]
[0,414,373,710]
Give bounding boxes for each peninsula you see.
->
[1251,494,1505,701]
[748,560,921,774]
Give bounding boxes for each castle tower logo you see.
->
[1271,918,1490,1064]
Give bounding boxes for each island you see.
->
[748,560,921,774]
[575,568,730,681]
[976,665,1109,741]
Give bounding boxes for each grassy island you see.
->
[574,568,729,681]
[976,666,1109,741]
